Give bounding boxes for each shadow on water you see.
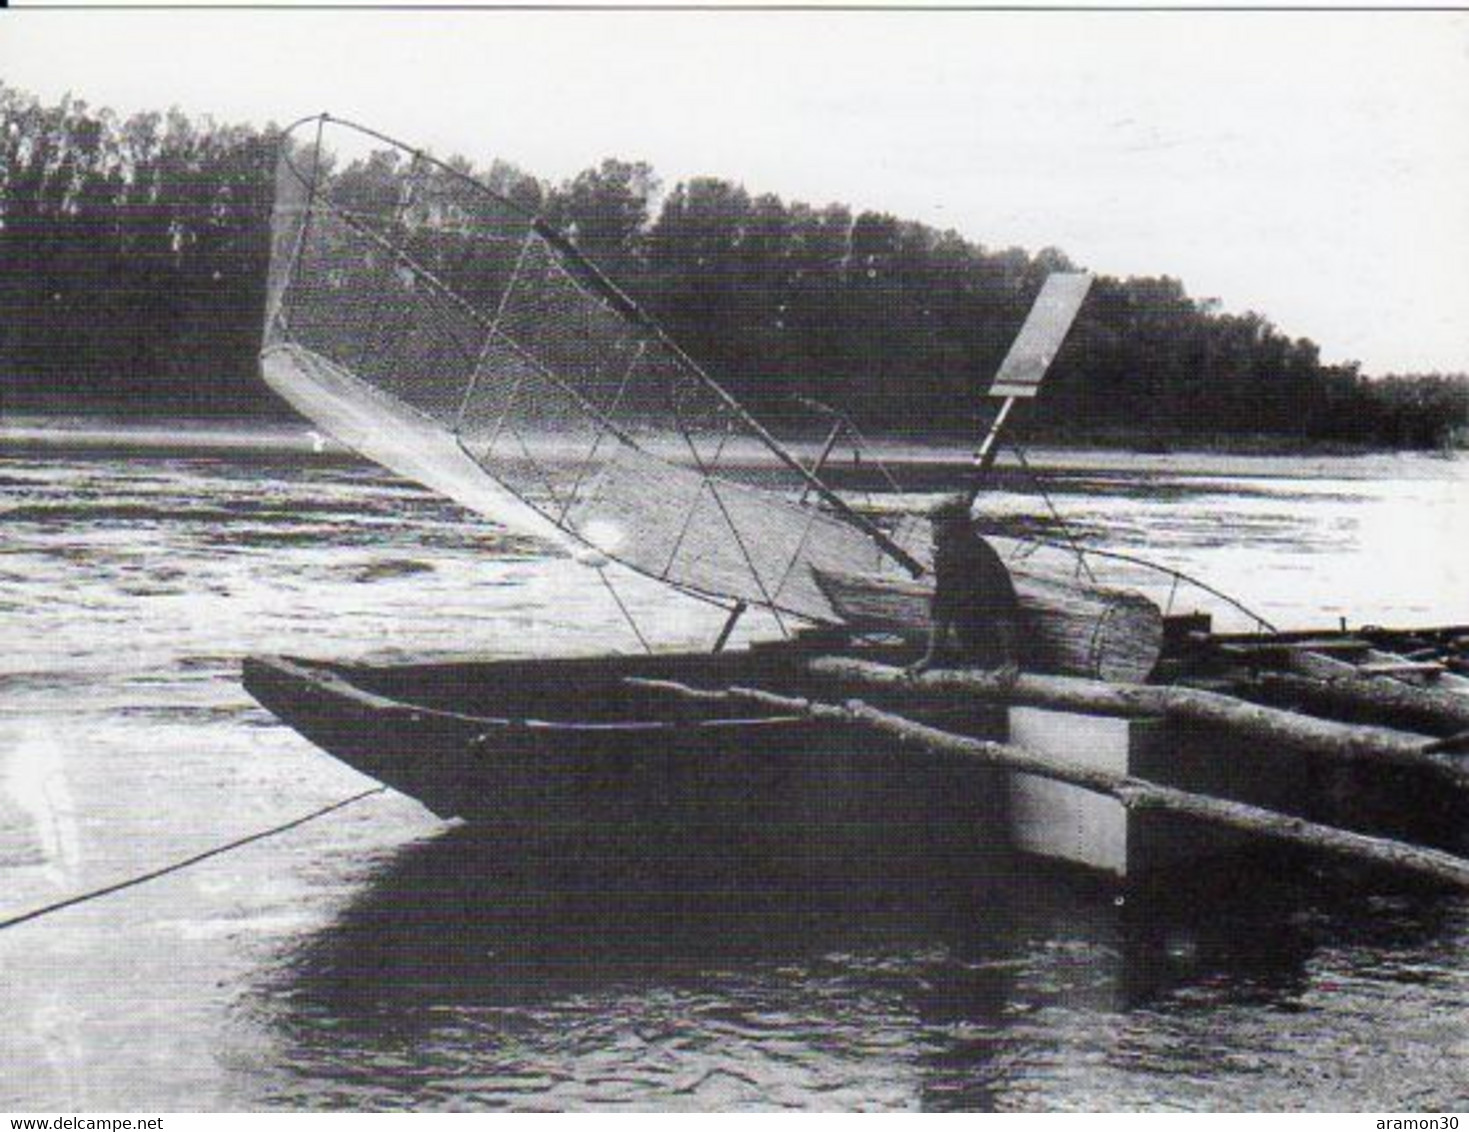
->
[245,825,1464,1109]
[264,823,1014,1014]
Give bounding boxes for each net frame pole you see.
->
[712,601,748,654]
[799,420,845,506]
[596,566,654,654]
[276,113,328,342]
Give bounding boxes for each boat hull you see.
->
[244,628,1469,883]
[243,649,1013,877]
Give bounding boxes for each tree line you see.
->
[2,84,1464,449]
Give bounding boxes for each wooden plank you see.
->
[1290,647,1469,694]
[1363,648,1469,693]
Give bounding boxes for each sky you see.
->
[2,8,1467,376]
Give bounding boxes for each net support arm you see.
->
[799,420,845,506]
[971,396,1019,479]
[967,272,1093,507]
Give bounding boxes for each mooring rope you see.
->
[0,786,387,932]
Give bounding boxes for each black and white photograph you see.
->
[1,3,1467,1114]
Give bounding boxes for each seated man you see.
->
[910,494,1021,677]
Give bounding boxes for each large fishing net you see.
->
[263,116,921,624]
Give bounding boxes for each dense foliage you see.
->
[2,85,1464,448]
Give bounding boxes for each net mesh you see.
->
[264,117,910,621]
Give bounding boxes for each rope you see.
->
[0,786,387,932]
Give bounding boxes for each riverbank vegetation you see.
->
[2,85,1464,450]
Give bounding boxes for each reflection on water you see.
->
[2,443,1468,1110]
[247,830,1469,1110]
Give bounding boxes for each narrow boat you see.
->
[243,619,1469,883]
[243,641,1011,874]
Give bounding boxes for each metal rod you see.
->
[712,601,748,653]
[799,420,845,506]
[1009,444,1097,583]
[555,342,646,527]
[276,113,327,341]
[454,227,537,437]
[971,396,1017,482]
[701,479,790,640]
[355,150,423,379]
[597,567,653,655]
[1024,538,1278,633]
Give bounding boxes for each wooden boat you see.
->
[244,619,1469,885]
[243,642,1011,874]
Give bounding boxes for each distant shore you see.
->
[1,413,1459,482]
[0,414,344,459]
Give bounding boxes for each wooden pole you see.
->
[711,600,747,654]
[1249,670,1469,739]
[805,657,1469,790]
[971,396,1017,483]
[624,676,1469,890]
[1283,649,1469,731]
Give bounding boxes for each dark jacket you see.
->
[931,527,1019,665]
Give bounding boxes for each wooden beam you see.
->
[1281,649,1469,730]
[625,676,1469,891]
[804,657,1469,789]
[1250,670,1469,739]
[971,396,1018,480]
[1358,661,1448,677]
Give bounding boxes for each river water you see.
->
[1,436,1467,1111]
